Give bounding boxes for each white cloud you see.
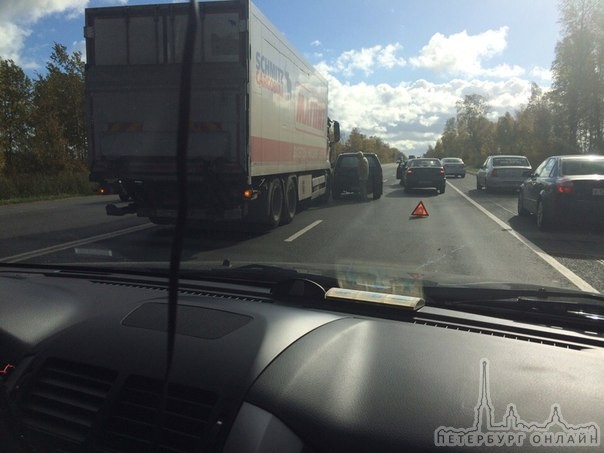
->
[71,39,87,62]
[410,27,521,78]
[320,63,536,154]
[0,21,31,63]
[321,43,406,77]
[0,0,87,66]
[311,40,322,47]
[313,30,540,154]
[530,65,552,84]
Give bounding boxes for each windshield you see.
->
[1,0,603,297]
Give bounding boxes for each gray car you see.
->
[476,155,532,191]
[441,157,466,178]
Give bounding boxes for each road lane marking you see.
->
[493,202,516,215]
[284,220,322,242]
[0,223,155,263]
[448,183,599,293]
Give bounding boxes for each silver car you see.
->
[476,155,532,191]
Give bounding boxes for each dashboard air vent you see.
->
[99,375,218,452]
[91,279,269,302]
[19,358,117,445]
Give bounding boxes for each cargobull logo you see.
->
[255,52,292,98]
[434,359,600,448]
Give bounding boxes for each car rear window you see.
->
[442,158,463,163]
[561,158,604,176]
[410,159,441,167]
[492,157,530,167]
[338,156,358,168]
[337,155,379,169]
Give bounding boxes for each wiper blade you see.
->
[424,285,604,326]
[425,284,604,305]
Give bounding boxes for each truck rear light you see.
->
[491,169,498,177]
[243,189,259,200]
[439,169,445,176]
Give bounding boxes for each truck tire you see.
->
[281,176,297,224]
[266,178,284,229]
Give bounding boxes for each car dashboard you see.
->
[1,267,603,452]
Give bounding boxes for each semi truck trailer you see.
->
[85,0,340,228]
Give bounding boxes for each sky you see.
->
[0,0,562,156]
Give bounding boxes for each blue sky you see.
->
[0,0,561,155]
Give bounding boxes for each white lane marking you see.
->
[493,202,516,215]
[0,223,155,263]
[448,183,599,293]
[284,220,323,242]
[599,260,604,267]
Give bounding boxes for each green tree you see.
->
[337,127,399,163]
[495,112,516,155]
[551,0,604,153]
[515,84,555,164]
[455,94,493,165]
[32,43,87,172]
[0,58,33,173]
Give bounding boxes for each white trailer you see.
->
[85,0,339,227]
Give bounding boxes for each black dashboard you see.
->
[1,267,603,452]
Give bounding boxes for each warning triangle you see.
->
[411,201,429,217]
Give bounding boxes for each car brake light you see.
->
[406,169,413,175]
[491,169,498,177]
[556,179,573,194]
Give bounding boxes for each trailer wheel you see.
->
[281,176,297,225]
[266,178,284,229]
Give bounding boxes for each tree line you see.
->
[0,43,88,199]
[333,127,400,163]
[0,44,86,175]
[426,0,604,167]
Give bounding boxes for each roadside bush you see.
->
[0,171,95,202]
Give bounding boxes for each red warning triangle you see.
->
[411,201,429,217]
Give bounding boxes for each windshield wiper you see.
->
[424,285,604,328]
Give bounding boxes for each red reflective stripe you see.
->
[249,136,327,163]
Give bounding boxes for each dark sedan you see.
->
[402,158,446,194]
[517,154,604,230]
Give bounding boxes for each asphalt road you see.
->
[1,163,603,293]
